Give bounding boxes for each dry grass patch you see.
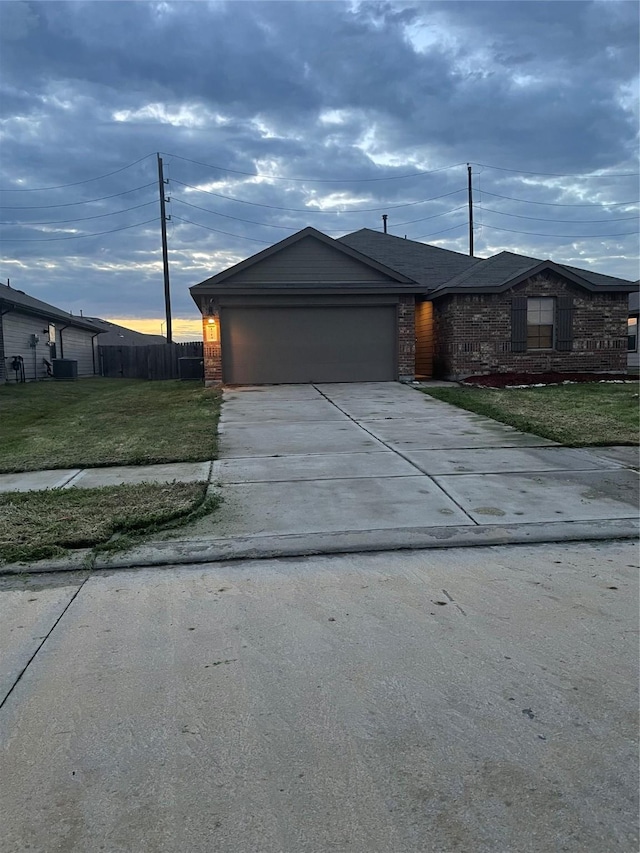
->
[423,383,639,446]
[0,482,217,564]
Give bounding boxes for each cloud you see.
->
[0,0,637,325]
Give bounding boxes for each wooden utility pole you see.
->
[467,163,474,257]
[157,154,172,343]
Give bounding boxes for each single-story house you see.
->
[189,227,637,385]
[0,281,103,382]
[629,287,639,375]
[85,317,167,346]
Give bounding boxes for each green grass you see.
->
[422,382,639,446]
[0,378,221,473]
[0,482,220,564]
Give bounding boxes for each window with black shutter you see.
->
[527,297,554,349]
[511,297,527,352]
[556,297,574,352]
[512,295,574,352]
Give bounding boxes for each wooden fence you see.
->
[98,342,204,380]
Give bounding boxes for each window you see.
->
[527,297,554,349]
[629,317,638,352]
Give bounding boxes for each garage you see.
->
[221,304,397,384]
[190,227,423,385]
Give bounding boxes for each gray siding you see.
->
[2,311,52,380]
[2,310,97,381]
[59,326,97,376]
[222,236,396,285]
[0,311,5,381]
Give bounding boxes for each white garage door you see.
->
[222,305,397,384]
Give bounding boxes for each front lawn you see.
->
[0,378,221,473]
[422,382,639,446]
[0,482,218,564]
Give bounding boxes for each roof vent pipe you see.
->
[382,214,388,234]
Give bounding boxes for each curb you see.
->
[2,519,638,574]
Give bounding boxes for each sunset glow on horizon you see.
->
[106,317,203,342]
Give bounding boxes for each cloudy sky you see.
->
[1,0,638,341]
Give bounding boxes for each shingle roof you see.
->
[436,251,540,291]
[85,318,166,346]
[0,283,103,332]
[340,229,635,295]
[338,229,481,289]
[191,226,417,295]
[561,265,636,290]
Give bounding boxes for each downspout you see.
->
[91,333,101,375]
[57,324,68,359]
[0,306,12,382]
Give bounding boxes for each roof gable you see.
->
[430,252,637,297]
[190,227,416,296]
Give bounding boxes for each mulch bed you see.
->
[461,372,634,388]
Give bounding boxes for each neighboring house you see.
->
[629,287,639,375]
[189,227,637,385]
[85,317,166,346]
[0,281,103,382]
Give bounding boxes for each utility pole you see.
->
[382,214,388,234]
[157,153,172,343]
[467,163,474,257]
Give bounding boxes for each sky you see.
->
[0,0,638,342]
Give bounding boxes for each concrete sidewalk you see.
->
[1,382,637,573]
[0,460,213,493]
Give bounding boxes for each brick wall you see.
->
[202,314,222,386]
[433,273,629,379]
[397,295,416,380]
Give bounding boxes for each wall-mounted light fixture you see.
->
[205,316,219,342]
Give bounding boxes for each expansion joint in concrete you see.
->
[311,383,479,526]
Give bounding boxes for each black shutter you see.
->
[511,297,527,352]
[556,296,573,351]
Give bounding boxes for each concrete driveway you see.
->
[176,382,638,556]
[1,541,638,852]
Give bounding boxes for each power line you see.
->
[172,196,467,233]
[163,152,466,182]
[413,222,467,240]
[476,205,638,224]
[172,197,303,231]
[472,162,639,178]
[479,189,639,208]
[479,223,639,239]
[171,179,467,213]
[0,182,156,210]
[0,154,155,192]
[0,200,157,226]
[0,217,159,242]
[172,215,271,244]
[394,204,468,227]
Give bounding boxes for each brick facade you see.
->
[397,295,416,380]
[202,314,222,386]
[433,273,629,380]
